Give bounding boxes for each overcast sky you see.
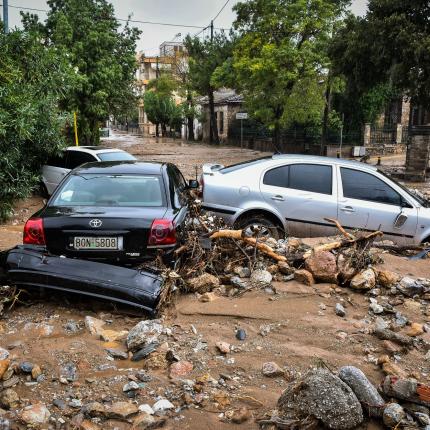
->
[5,0,368,54]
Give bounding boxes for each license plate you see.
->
[73,237,123,250]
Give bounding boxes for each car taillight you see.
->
[198,175,204,198]
[148,219,176,246]
[23,218,46,246]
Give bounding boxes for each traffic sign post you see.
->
[236,112,248,150]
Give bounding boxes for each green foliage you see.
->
[23,0,141,145]
[0,30,75,220]
[229,0,350,144]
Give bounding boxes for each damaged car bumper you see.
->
[4,246,163,315]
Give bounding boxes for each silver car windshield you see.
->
[51,174,164,207]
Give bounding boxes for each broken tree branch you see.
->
[324,217,355,240]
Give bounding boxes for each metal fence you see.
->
[369,125,409,146]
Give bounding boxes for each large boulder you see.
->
[350,269,376,291]
[305,251,338,283]
[397,277,424,297]
[277,368,363,429]
[250,269,272,287]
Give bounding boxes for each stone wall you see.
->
[405,127,430,181]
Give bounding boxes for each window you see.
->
[219,111,224,135]
[97,152,136,162]
[46,153,66,168]
[66,151,97,169]
[341,168,402,206]
[263,166,289,188]
[168,166,187,208]
[263,164,332,195]
[51,174,165,207]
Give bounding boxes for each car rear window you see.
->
[51,174,165,207]
[97,152,136,162]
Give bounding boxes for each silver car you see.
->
[42,146,136,195]
[201,155,430,245]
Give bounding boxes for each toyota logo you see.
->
[89,219,103,228]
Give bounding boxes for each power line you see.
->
[0,3,230,30]
[213,0,232,22]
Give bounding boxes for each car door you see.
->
[42,152,68,195]
[260,163,338,237]
[337,166,418,244]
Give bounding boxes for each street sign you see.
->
[236,112,248,120]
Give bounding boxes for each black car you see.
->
[23,161,198,265]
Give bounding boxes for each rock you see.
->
[105,402,138,420]
[250,269,272,287]
[381,376,424,404]
[335,303,346,317]
[406,322,424,337]
[278,261,292,275]
[0,389,19,409]
[169,360,193,378]
[153,399,174,412]
[262,362,284,377]
[61,362,77,381]
[52,399,67,410]
[404,299,421,312]
[338,366,385,417]
[377,270,400,288]
[236,329,246,341]
[216,342,231,354]
[69,399,83,409]
[305,251,338,283]
[383,403,405,427]
[80,420,102,430]
[230,407,251,424]
[31,365,42,379]
[20,403,50,426]
[0,349,9,361]
[337,254,356,282]
[187,273,220,293]
[294,269,315,286]
[277,368,363,429]
[0,360,10,379]
[350,269,376,291]
[64,320,80,333]
[199,292,217,302]
[138,404,154,415]
[132,342,159,362]
[83,402,106,417]
[19,361,34,373]
[84,316,105,335]
[393,312,408,328]
[382,361,409,379]
[23,322,54,337]
[99,329,128,342]
[233,266,251,278]
[2,376,19,388]
[127,320,163,351]
[132,412,156,429]
[106,348,128,360]
[230,276,249,289]
[382,340,403,354]
[123,381,140,392]
[369,302,384,314]
[397,277,424,297]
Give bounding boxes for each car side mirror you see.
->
[394,211,408,229]
[188,179,199,189]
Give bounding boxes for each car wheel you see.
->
[238,215,282,240]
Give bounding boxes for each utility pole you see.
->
[3,0,9,34]
[156,56,159,79]
[210,20,214,41]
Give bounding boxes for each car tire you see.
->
[237,215,282,240]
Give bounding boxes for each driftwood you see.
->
[209,230,288,262]
[324,217,355,240]
[372,243,426,253]
[303,231,383,259]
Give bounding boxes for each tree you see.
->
[23,0,141,145]
[330,1,430,126]
[184,33,233,144]
[0,30,75,220]
[144,75,182,137]
[228,0,350,150]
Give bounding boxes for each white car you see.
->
[42,146,136,195]
[201,154,430,245]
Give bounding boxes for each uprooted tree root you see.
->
[0,285,25,316]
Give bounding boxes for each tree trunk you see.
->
[273,123,281,153]
[187,116,194,141]
[321,73,332,155]
[161,123,167,137]
[208,88,219,144]
[156,123,159,137]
